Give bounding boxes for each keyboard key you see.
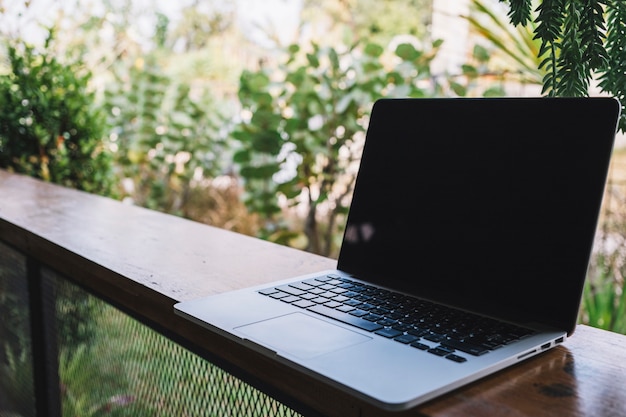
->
[392,323,413,332]
[300,293,317,300]
[320,291,338,298]
[302,279,324,287]
[259,288,278,295]
[394,334,420,344]
[445,353,467,363]
[315,275,333,282]
[407,327,429,337]
[290,282,315,291]
[276,285,305,296]
[362,313,383,322]
[349,309,369,317]
[324,301,343,308]
[307,305,383,332]
[270,292,290,299]
[410,341,430,350]
[377,318,399,327]
[428,347,453,357]
[293,299,316,309]
[424,333,445,343]
[375,328,403,338]
[440,339,489,356]
[281,295,301,303]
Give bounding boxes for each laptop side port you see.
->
[555,336,564,344]
[517,349,537,360]
[541,342,551,350]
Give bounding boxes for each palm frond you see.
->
[466,0,544,83]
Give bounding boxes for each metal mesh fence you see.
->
[51,270,303,417]
[0,241,36,417]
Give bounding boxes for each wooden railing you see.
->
[0,169,334,417]
[2,169,626,417]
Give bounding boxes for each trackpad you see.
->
[236,313,371,359]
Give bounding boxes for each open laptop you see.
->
[175,97,621,411]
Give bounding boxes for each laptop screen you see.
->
[337,98,620,334]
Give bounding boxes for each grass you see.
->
[58,297,301,417]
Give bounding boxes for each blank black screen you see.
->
[337,97,620,335]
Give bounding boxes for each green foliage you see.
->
[56,278,99,353]
[598,1,626,129]
[469,0,544,85]
[583,253,626,334]
[0,247,33,417]
[60,344,138,417]
[0,343,34,417]
[0,32,114,195]
[234,40,441,256]
[104,55,231,215]
[501,0,626,131]
[504,0,534,25]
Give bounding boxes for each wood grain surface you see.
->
[2,170,625,417]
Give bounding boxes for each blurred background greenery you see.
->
[0,0,624,330]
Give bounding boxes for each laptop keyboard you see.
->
[259,273,535,363]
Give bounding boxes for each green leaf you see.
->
[240,163,280,179]
[461,64,479,77]
[277,179,302,199]
[364,43,384,57]
[395,43,419,60]
[450,82,467,96]
[505,0,532,26]
[250,131,282,154]
[233,149,250,163]
[245,72,271,91]
[306,53,320,68]
[483,86,506,97]
[472,44,490,63]
[251,91,274,107]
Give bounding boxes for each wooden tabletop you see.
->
[1,169,625,417]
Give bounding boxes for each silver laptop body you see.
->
[175,97,620,411]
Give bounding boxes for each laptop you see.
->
[175,97,621,411]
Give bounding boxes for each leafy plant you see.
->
[0,31,114,195]
[0,244,34,417]
[0,342,35,417]
[583,253,626,334]
[233,40,441,256]
[60,344,137,417]
[499,0,626,131]
[104,55,234,219]
[466,0,544,86]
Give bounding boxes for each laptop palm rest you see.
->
[236,313,371,359]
